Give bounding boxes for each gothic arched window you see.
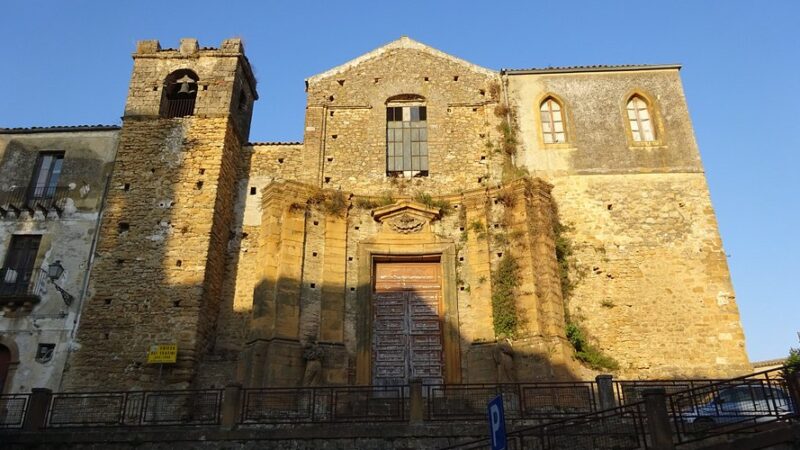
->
[386,94,427,177]
[160,69,199,118]
[540,97,566,144]
[626,95,656,142]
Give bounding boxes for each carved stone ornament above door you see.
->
[371,200,441,234]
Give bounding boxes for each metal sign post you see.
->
[487,394,507,450]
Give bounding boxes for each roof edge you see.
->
[502,64,682,75]
[247,141,303,146]
[306,36,496,84]
[0,125,121,134]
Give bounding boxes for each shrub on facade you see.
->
[491,253,520,338]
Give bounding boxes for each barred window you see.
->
[386,100,427,177]
[626,95,655,142]
[540,97,566,144]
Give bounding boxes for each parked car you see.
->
[681,384,795,427]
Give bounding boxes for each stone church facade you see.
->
[1,36,750,393]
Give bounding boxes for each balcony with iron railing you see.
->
[0,185,70,219]
[161,97,196,118]
[0,267,46,313]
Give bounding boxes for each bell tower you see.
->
[63,38,257,389]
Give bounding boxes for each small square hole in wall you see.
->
[313,221,319,226]
[453,75,459,81]
[278,158,284,164]
[350,287,355,291]
[152,86,158,91]
[310,283,316,289]
[337,79,345,86]
[607,204,613,210]
[354,226,360,230]
[497,252,503,258]
[176,260,182,267]
[327,157,333,162]
[479,133,485,138]
[459,257,464,262]
[202,85,208,91]
[424,76,430,82]
[493,224,500,229]
[331,134,338,140]
[479,89,486,96]
[460,286,465,291]
[116,259,125,266]
[459,227,465,232]
[330,111,335,117]
[250,187,257,195]
[199,168,205,175]
[328,95,335,102]
[312,251,318,257]
[104,298,112,305]
[453,204,459,209]
[324,177,331,184]
[104,332,110,340]
[196,181,204,190]
[118,222,130,233]
[374,77,380,84]
[150,168,156,174]
[123,183,130,191]
[173,300,181,307]
[472,108,478,112]
[480,155,486,161]
[478,177,483,184]
[348,256,353,261]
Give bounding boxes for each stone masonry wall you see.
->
[303,38,504,196]
[554,173,750,378]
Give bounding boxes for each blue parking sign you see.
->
[487,395,507,450]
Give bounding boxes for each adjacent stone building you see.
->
[1,36,750,394]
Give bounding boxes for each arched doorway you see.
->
[0,345,10,393]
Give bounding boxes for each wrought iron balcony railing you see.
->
[0,267,46,312]
[0,185,70,218]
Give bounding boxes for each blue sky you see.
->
[1,1,797,361]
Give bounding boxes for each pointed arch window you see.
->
[160,69,199,118]
[626,95,656,142]
[386,94,427,177]
[540,97,566,144]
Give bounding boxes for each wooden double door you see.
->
[372,260,444,386]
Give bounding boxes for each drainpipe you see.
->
[59,142,117,391]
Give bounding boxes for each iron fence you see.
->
[667,367,797,446]
[240,385,407,424]
[0,267,47,298]
[426,382,597,421]
[0,394,30,428]
[0,185,70,218]
[46,389,222,428]
[162,98,196,118]
[614,379,724,405]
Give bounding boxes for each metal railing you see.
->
[443,366,799,449]
[45,389,222,428]
[240,385,408,424]
[0,185,70,218]
[615,379,724,405]
[0,268,47,298]
[161,97,196,118]
[0,394,30,429]
[668,367,797,446]
[426,382,597,421]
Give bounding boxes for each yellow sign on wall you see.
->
[146,344,178,364]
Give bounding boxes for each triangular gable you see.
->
[306,36,496,84]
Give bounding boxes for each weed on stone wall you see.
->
[413,191,452,215]
[553,202,618,371]
[491,253,520,338]
[469,219,488,240]
[565,321,619,371]
[354,192,394,210]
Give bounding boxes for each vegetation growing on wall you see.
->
[308,188,348,217]
[491,253,520,338]
[354,192,394,209]
[553,205,619,371]
[565,321,619,371]
[413,191,452,215]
